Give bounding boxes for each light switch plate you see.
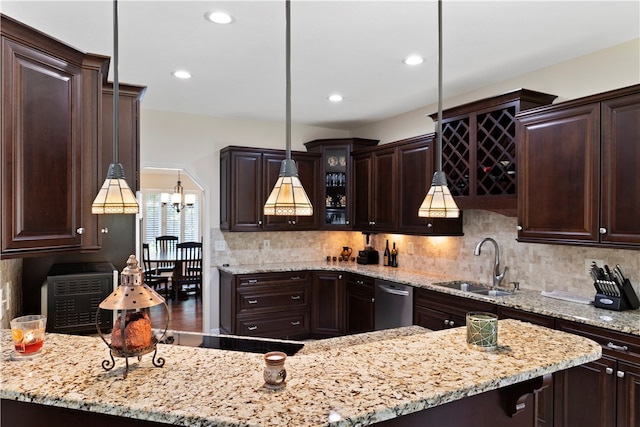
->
[263,239,270,250]
[214,240,226,251]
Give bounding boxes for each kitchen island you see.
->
[1,320,600,426]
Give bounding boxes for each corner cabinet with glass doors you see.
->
[304,138,379,230]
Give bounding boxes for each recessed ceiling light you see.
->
[328,94,343,102]
[173,70,192,79]
[205,11,234,24]
[404,55,424,65]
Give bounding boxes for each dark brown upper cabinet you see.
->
[516,84,640,249]
[430,89,557,217]
[304,138,379,230]
[220,146,321,231]
[1,14,109,258]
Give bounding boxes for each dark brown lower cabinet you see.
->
[413,288,496,331]
[554,319,640,427]
[345,273,375,334]
[310,271,345,338]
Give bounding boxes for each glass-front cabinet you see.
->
[304,138,379,230]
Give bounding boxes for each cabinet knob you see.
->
[427,222,433,228]
[516,225,523,231]
[371,298,375,303]
[449,320,455,327]
[291,220,296,225]
[76,227,85,234]
[338,274,343,279]
[599,227,607,234]
[444,320,450,326]
[346,220,349,225]
[617,371,625,378]
[101,228,109,234]
[258,220,262,225]
[606,367,614,375]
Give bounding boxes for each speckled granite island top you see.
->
[218,262,640,336]
[1,320,600,426]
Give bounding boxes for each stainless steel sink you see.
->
[434,281,513,296]
[471,289,512,297]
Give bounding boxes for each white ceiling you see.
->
[2,1,638,131]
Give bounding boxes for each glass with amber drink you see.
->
[10,315,47,357]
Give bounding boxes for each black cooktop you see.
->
[160,332,304,356]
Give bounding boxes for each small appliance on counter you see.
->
[589,262,640,311]
[357,232,379,265]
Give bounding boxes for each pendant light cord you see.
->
[113,0,120,164]
[436,0,443,173]
[285,0,292,162]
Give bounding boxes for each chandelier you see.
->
[161,171,195,213]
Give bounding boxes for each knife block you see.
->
[593,279,640,311]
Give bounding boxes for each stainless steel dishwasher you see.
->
[374,279,414,331]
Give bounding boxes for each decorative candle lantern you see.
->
[96,255,169,378]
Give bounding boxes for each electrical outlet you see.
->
[214,240,226,251]
[0,287,3,321]
[263,239,270,251]
[407,242,415,255]
[585,258,605,274]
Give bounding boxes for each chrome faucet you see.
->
[474,237,508,289]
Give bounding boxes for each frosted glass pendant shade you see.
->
[264,159,313,216]
[92,163,139,214]
[418,171,460,218]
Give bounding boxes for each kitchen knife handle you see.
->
[607,342,628,352]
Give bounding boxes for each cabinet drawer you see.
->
[414,288,496,319]
[237,311,310,339]
[346,273,375,292]
[238,271,308,287]
[237,286,309,314]
[556,319,640,364]
[498,307,555,328]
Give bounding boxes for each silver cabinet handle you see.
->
[444,320,450,326]
[248,279,258,284]
[599,227,607,234]
[346,220,350,225]
[338,274,343,279]
[290,321,301,326]
[607,342,628,351]
[617,371,625,378]
[427,222,433,228]
[76,227,85,234]
[258,220,262,225]
[248,299,258,304]
[516,225,523,231]
[101,228,109,234]
[371,298,375,303]
[291,276,301,280]
[290,295,301,300]
[449,320,455,327]
[357,280,364,285]
[606,368,614,375]
[291,220,296,225]
[247,325,258,331]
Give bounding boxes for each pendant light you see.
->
[418,0,460,219]
[263,0,313,217]
[91,0,139,215]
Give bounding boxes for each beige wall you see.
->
[140,39,639,332]
[352,39,640,144]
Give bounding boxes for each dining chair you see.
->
[155,235,179,274]
[173,242,203,300]
[142,243,171,300]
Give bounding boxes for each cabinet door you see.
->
[229,150,263,231]
[290,152,320,230]
[352,153,373,229]
[345,274,374,334]
[371,147,398,230]
[617,361,640,427]
[2,35,84,256]
[553,356,617,427]
[517,103,601,244]
[398,138,434,234]
[262,151,288,230]
[601,92,640,247]
[413,306,451,331]
[311,271,345,338]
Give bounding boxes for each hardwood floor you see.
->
[150,296,203,333]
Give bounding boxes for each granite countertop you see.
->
[1,320,600,426]
[218,262,640,336]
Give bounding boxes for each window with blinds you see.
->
[142,191,201,244]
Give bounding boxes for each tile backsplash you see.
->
[0,258,23,327]
[212,210,639,298]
